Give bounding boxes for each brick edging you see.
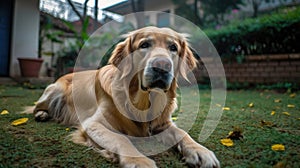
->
[194,54,300,84]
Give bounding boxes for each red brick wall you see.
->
[194,54,300,84]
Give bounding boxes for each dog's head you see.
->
[109,26,197,92]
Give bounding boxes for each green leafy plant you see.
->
[202,7,300,62]
[54,18,90,78]
[39,15,63,59]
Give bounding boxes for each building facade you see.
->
[0,0,40,77]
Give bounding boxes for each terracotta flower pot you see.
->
[18,57,44,77]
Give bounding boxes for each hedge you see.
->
[203,7,300,62]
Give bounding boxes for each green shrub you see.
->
[203,7,300,62]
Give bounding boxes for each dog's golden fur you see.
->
[33,26,220,167]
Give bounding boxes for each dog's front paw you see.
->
[120,156,157,168]
[182,145,220,168]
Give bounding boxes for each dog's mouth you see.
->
[141,69,173,92]
[141,79,169,92]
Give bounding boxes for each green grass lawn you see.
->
[0,84,299,167]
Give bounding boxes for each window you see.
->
[145,15,150,26]
[157,10,170,27]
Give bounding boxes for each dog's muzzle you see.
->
[142,57,173,91]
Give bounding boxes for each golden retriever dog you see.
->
[33,26,220,168]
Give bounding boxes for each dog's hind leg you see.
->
[33,80,78,126]
[33,83,57,122]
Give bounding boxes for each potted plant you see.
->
[18,57,44,77]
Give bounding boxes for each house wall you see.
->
[10,0,40,77]
[123,0,176,28]
[40,29,76,77]
[40,32,76,77]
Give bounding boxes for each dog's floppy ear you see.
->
[108,36,133,78]
[109,37,131,66]
[179,37,198,82]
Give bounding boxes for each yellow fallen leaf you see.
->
[271,144,285,151]
[222,107,230,111]
[287,104,295,108]
[172,117,178,121]
[1,110,9,115]
[65,128,70,131]
[274,99,281,103]
[220,138,234,147]
[271,111,276,115]
[11,118,29,126]
[289,93,296,98]
[248,103,254,107]
[282,112,290,116]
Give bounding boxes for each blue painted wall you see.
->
[0,0,13,76]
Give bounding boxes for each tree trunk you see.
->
[252,0,261,18]
[66,0,89,42]
[193,0,202,26]
[94,0,98,31]
[83,0,89,20]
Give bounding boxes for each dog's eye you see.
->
[140,42,151,49]
[169,44,177,52]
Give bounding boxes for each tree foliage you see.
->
[173,0,203,26]
[173,0,244,27]
[201,0,244,24]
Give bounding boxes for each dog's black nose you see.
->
[152,58,172,73]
